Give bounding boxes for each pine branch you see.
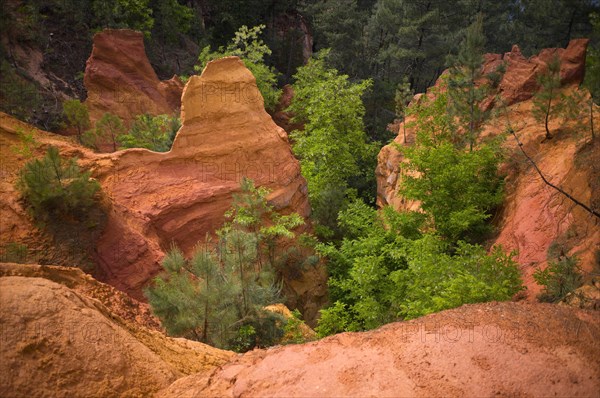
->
[507,127,600,220]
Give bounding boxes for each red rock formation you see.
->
[0,56,326,322]
[160,302,600,397]
[486,39,589,107]
[376,39,598,298]
[83,29,183,147]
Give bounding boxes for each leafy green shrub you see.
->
[118,114,179,152]
[317,202,523,334]
[534,254,583,303]
[17,146,100,219]
[146,178,308,351]
[401,88,504,243]
[390,236,523,320]
[315,301,361,337]
[195,25,281,111]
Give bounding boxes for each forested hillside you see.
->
[1,0,597,136]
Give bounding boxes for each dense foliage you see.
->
[146,178,308,351]
[118,114,180,152]
[316,201,523,336]
[314,78,522,337]
[401,89,504,243]
[288,50,378,238]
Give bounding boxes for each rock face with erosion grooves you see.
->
[160,302,600,397]
[83,29,183,135]
[376,40,598,297]
[0,264,233,398]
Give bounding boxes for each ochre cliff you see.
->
[376,39,599,299]
[160,301,600,397]
[83,29,183,131]
[0,56,326,322]
[0,263,233,397]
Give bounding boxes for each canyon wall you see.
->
[376,39,598,298]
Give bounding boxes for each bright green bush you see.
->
[317,201,523,334]
[401,88,504,243]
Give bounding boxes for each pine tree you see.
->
[146,178,307,351]
[532,55,562,141]
[448,14,488,151]
[145,244,238,346]
[17,146,100,218]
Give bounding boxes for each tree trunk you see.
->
[544,94,553,140]
[591,99,595,140]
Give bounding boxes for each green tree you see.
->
[508,0,597,55]
[17,146,100,218]
[118,114,179,152]
[63,99,90,144]
[84,113,126,151]
[145,243,239,345]
[390,236,522,320]
[288,50,378,238]
[401,87,504,242]
[195,25,281,111]
[302,0,369,78]
[532,55,563,140]
[448,14,489,151]
[150,0,194,44]
[146,178,307,351]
